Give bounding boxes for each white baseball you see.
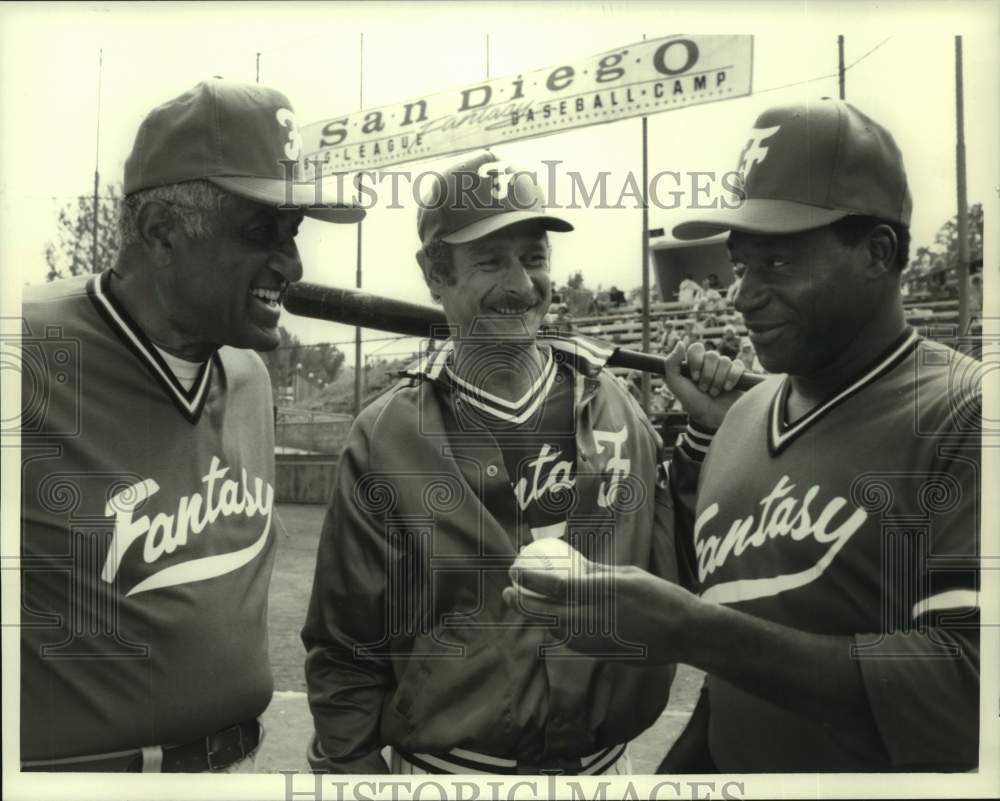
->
[510,538,592,598]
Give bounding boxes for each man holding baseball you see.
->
[302,151,745,774]
[507,100,981,772]
[20,79,362,772]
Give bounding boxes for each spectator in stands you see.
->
[694,277,727,324]
[658,320,680,354]
[608,286,628,307]
[726,263,745,305]
[717,324,740,359]
[680,319,704,348]
[969,273,983,311]
[737,337,763,373]
[704,340,718,352]
[677,274,703,305]
[555,304,574,333]
[542,302,573,334]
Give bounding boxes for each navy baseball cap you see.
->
[672,99,911,240]
[124,79,364,224]
[417,151,573,247]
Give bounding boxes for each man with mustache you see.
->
[504,100,982,772]
[302,151,745,774]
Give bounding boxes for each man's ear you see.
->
[136,201,177,267]
[865,224,898,277]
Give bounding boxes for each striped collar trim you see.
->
[544,333,616,374]
[768,329,919,456]
[407,339,455,381]
[87,271,215,424]
[447,350,558,423]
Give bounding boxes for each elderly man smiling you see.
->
[20,79,362,773]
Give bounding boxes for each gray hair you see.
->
[118,180,231,248]
[416,239,456,303]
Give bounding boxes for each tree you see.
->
[257,326,345,403]
[44,183,122,281]
[566,270,586,290]
[930,202,984,269]
[300,342,346,386]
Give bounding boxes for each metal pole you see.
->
[954,35,969,335]
[837,36,846,99]
[92,48,103,273]
[640,115,651,413]
[256,52,261,83]
[353,33,364,417]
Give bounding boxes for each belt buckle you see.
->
[206,724,245,772]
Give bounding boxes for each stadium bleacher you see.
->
[552,295,983,449]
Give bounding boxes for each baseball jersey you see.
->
[20,271,277,761]
[691,329,980,771]
[303,334,683,766]
[442,347,577,545]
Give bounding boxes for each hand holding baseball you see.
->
[508,538,598,599]
[503,540,701,664]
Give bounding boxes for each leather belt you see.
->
[22,720,261,773]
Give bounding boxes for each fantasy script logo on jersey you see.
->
[514,444,574,512]
[102,456,274,597]
[512,426,633,513]
[694,474,867,605]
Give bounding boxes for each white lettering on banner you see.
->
[694,475,867,605]
[102,457,274,596]
[594,426,632,508]
[301,35,753,174]
[514,444,575,512]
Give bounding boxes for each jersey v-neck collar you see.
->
[445,347,557,424]
[768,328,919,456]
[87,271,216,424]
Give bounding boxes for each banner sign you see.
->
[301,34,753,175]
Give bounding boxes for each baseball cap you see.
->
[124,79,364,224]
[417,151,573,247]
[672,99,911,240]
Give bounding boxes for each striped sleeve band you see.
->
[676,420,717,463]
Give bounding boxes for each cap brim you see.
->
[440,210,574,244]
[208,176,366,224]
[671,199,848,241]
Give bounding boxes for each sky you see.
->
[0,0,996,366]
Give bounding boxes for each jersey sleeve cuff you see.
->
[675,421,717,463]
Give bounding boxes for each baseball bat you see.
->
[284,282,766,391]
